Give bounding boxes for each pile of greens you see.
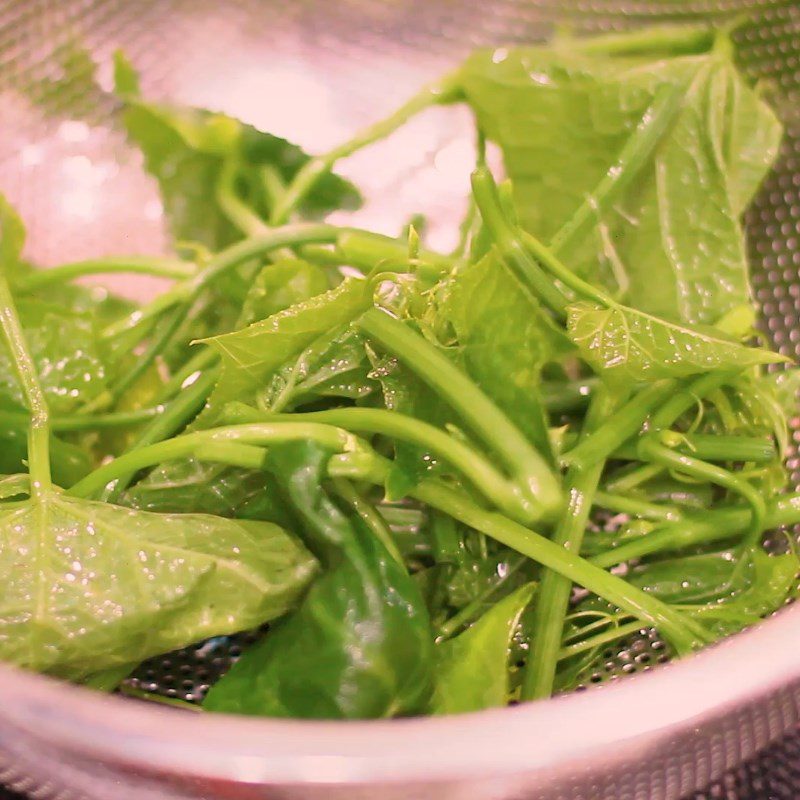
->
[0,24,798,718]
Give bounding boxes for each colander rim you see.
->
[0,601,797,786]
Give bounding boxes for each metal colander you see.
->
[0,1,798,799]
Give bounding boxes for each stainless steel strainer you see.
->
[0,1,798,799]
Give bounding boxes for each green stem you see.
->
[100,370,217,500]
[0,406,160,432]
[335,439,708,652]
[650,371,736,429]
[562,379,678,470]
[270,73,462,225]
[437,554,528,639]
[567,24,716,56]
[260,165,288,210]
[558,620,646,661]
[612,433,777,464]
[67,421,360,499]
[523,389,612,701]
[222,404,540,525]
[520,227,616,306]
[0,270,51,495]
[105,303,190,406]
[590,492,800,569]
[470,166,570,317]
[332,449,708,654]
[337,230,453,274]
[196,441,267,471]
[541,379,596,414]
[409,478,709,654]
[15,257,196,291]
[332,478,405,567]
[593,490,681,522]
[637,436,766,545]
[216,158,270,237]
[101,223,342,341]
[550,84,685,258]
[605,462,665,494]
[356,308,562,520]
[157,349,218,403]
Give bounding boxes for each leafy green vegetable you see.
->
[459,46,782,324]
[259,325,376,412]
[443,251,570,455]
[0,494,317,678]
[201,278,372,417]
[0,28,794,719]
[631,547,799,638]
[114,53,360,249]
[241,258,329,325]
[366,346,452,499]
[432,582,535,714]
[120,458,295,528]
[567,300,785,383]
[204,442,433,718]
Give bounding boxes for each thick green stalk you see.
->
[590,492,800,569]
[0,407,160,432]
[612,433,777,465]
[541,379,596,414]
[410,480,709,655]
[156,349,218,404]
[270,73,462,225]
[15,256,196,291]
[216,158,270,237]
[470,167,571,317]
[562,379,679,470]
[523,390,612,701]
[550,84,685,258]
[329,450,710,655]
[67,421,361,499]
[593,490,681,522]
[567,24,716,56]
[0,270,51,495]
[356,308,562,520]
[650,371,736,430]
[104,303,190,406]
[332,478,405,567]
[223,404,542,525]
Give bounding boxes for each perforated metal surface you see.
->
[0,1,799,799]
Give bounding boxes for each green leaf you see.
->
[204,442,434,719]
[432,582,535,714]
[631,547,799,639]
[121,458,295,529]
[0,198,111,414]
[114,53,360,249]
[0,299,110,414]
[0,491,317,679]
[442,250,571,455]
[259,325,376,412]
[567,300,786,383]
[459,48,782,324]
[201,278,372,418]
[241,258,329,326]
